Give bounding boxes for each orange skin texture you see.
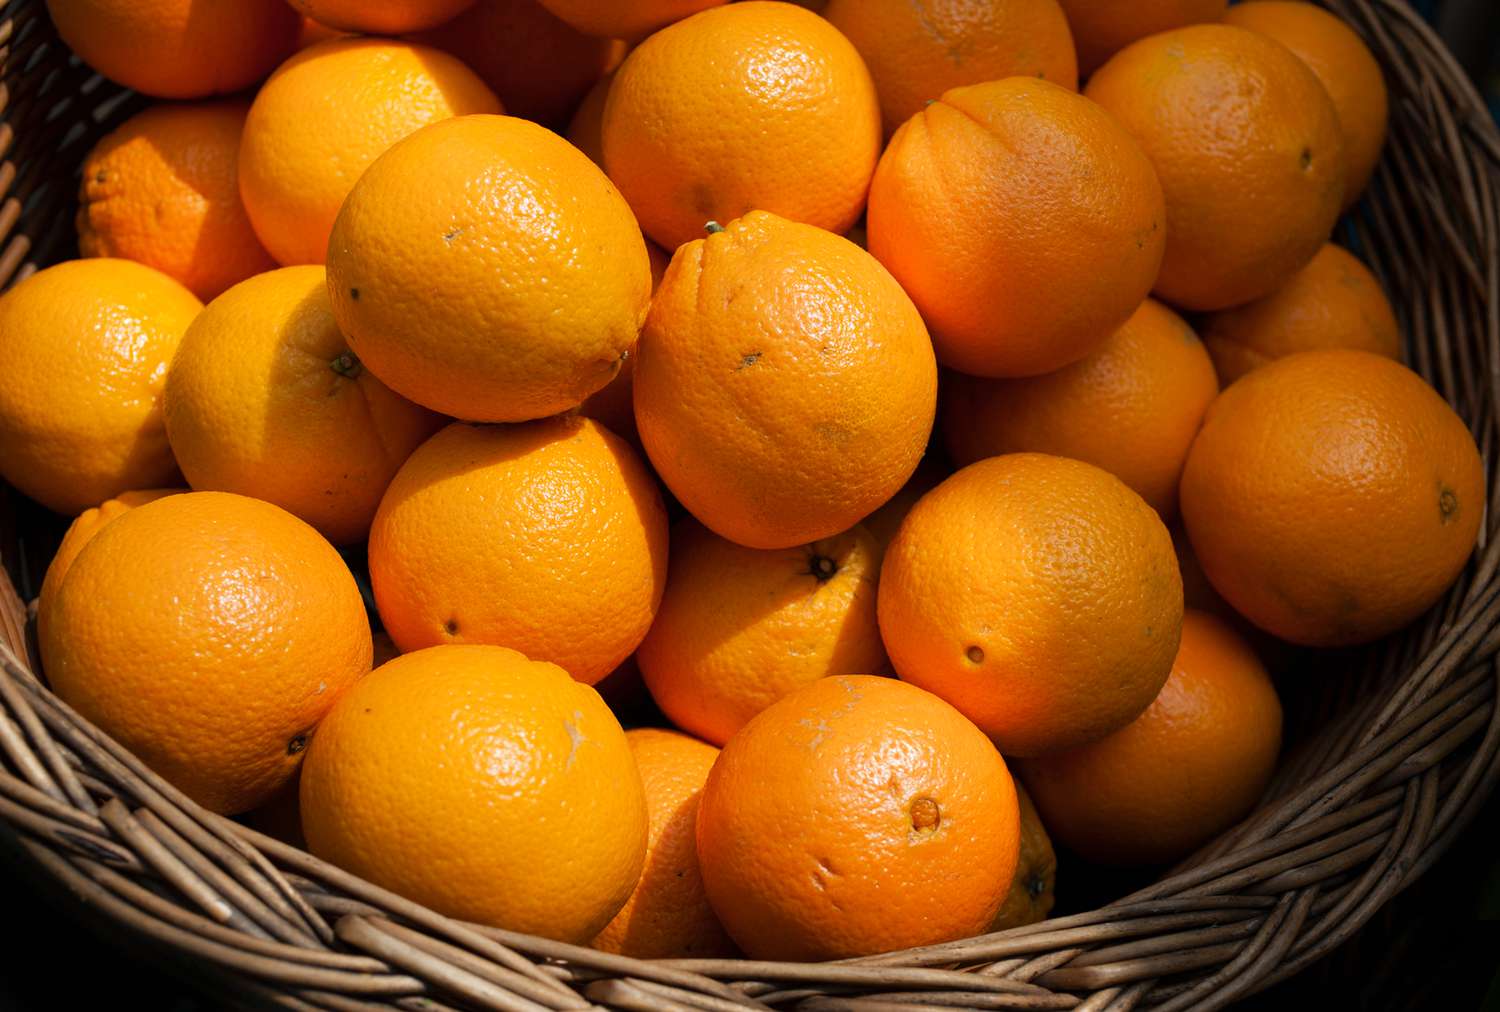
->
[943,298,1218,518]
[289,0,478,33]
[37,489,184,646]
[867,78,1165,378]
[991,782,1056,930]
[1055,0,1227,76]
[578,241,671,452]
[415,0,625,126]
[369,418,669,685]
[301,644,647,941]
[1202,243,1401,386]
[164,266,441,546]
[592,729,735,958]
[327,114,652,423]
[634,211,937,550]
[0,259,201,515]
[603,2,882,251]
[1224,1,1388,209]
[78,101,276,302]
[638,520,888,747]
[824,0,1078,136]
[878,454,1184,757]
[41,492,372,815]
[240,39,501,267]
[696,675,1020,960]
[45,0,297,99]
[861,455,949,552]
[1180,350,1484,647]
[537,0,725,40]
[1018,611,1283,866]
[1085,25,1347,312]
[567,70,615,167]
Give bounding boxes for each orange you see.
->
[295,16,345,50]
[878,454,1183,757]
[1018,611,1282,866]
[992,783,1056,930]
[1202,243,1401,386]
[1056,0,1228,76]
[369,418,668,685]
[77,101,276,302]
[1180,350,1484,647]
[301,644,647,941]
[289,0,477,33]
[602,2,881,251]
[40,492,371,814]
[577,242,671,451]
[824,0,1077,135]
[0,259,201,515]
[592,729,735,957]
[638,520,887,746]
[327,114,651,422]
[1224,1,1388,208]
[867,78,1164,377]
[537,0,725,40]
[46,0,297,99]
[567,70,615,166]
[239,39,501,267]
[1085,25,1346,311]
[634,211,937,549]
[942,298,1218,518]
[860,455,949,551]
[164,266,441,545]
[36,489,184,646]
[416,0,625,125]
[696,675,1020,960]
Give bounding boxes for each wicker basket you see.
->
[2,1,1499,1008]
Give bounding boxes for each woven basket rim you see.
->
[3,0,1500,1008]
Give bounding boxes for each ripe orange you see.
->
[602,2,881,250]
[239,38,501,267]
[537,0,725,40]
[824,0,1077,135]
[1019,611,1282,865]
[634,211,936,549]
[46,0,298,98]
[943,298,1218,518]
[416,0,625,125]
[1201,243,1401,386]
[301,644,647,941]
[0,259,201,515]
[592,729,735,958]
[290,0,477,33]
[879,454,1183,757]
[77,101,276,302]
[1056,0,1228,75]
[992,783,1056,930]
[327,114,651,422]
[638,520,887,746]
[40,492,371,814]
[860,455,949,551]
[567,70,615,166]
[1085,25,1346,311]
[294,16,345,50]
[696,675,1020,960]
[36,489,184,645]
[1224,1,1388,209]
[867,78,1164,378]
[164,266,440,545]
[577,242,671,451]
[369,418,668,685]
[1181,350,1484,647]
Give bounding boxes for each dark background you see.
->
[2,1,1499,1010]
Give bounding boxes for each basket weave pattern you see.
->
[1,1,1499,1008]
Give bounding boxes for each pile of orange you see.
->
[2,0,1481,963]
